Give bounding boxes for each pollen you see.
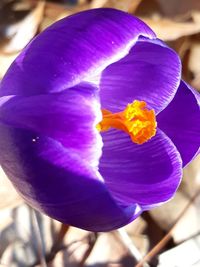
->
[97,100,157,144]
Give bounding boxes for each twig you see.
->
[31,209,47,267]
[117,228,150,267]
[46,223,70,262]
[29,230,96,267]
[135,189,200,267]
[79,232,98,267]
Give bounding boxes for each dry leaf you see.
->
[150,155,200,243]
[86,233,133,265]
[189,41,200,78]
[135,0,161,17]
[191,11,200,23]
[0,166,22,210]
[54,2,92,23]
[90,0,108,9]
[170,37,191,59]
[157,0,200,17]
[191,73,200,91]
[2,1,45,54]
[142,17,200,41]
[43,2,67,22]
[124,217,148,256]
[91,0,143,13]
[40,2,68,31]
[0,52,18,79]
[158,234,200,267]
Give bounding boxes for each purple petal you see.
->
[0,9,155,96]
[0,82,102,171]
[0,81,143,231]
[100,38,181,114]
[0,124,141,232]
[99,129,182,206]
[158,80,200,166]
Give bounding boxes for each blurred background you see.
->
[0,0,200,266]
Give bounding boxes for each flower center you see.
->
[97,100,157,144]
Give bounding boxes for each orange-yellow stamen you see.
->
[97,100,157,144]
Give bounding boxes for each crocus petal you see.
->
[158,80,200,166]
[99,129,182,206]
[0,9,155,97]
[0,81,143,231]
[100,38,181,114]
[0,82,102,171]
[0,124,142,232]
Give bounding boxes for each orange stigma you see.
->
[97,100,157,144]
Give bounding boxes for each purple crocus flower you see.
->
[0,9,199,232]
